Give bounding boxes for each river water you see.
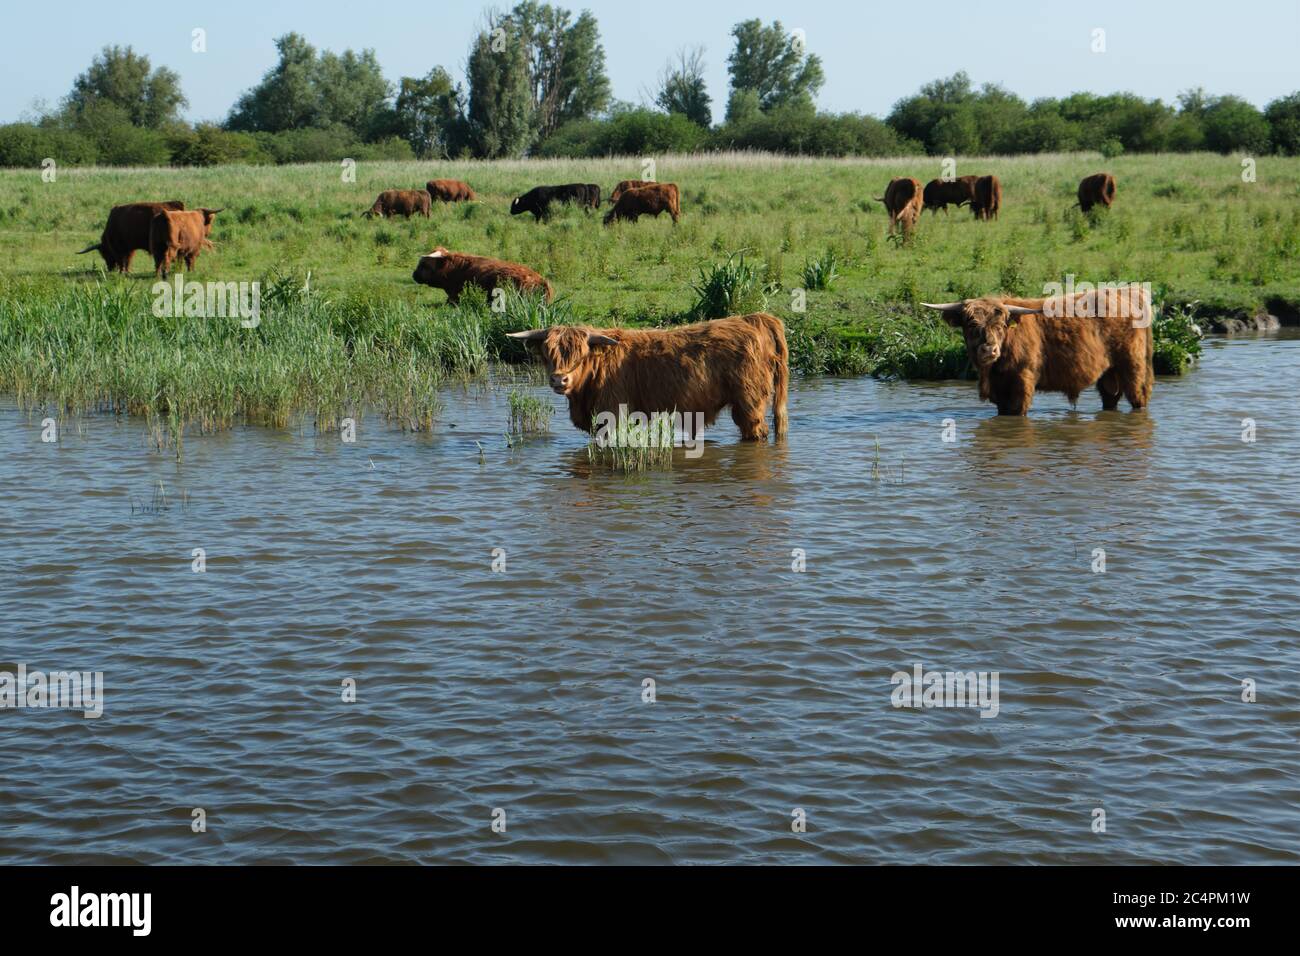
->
[2,332,1298,864]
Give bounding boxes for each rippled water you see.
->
[2,332,1298,864]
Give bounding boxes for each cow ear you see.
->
[587,333,619,346]
[507,329,549,341]
[921,302,966,327]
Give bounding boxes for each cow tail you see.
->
[769,314,789,439]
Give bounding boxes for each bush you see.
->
[168,124,268,166]
[0,123,98,167]
[537,109,707,158]
[689,251,772,320]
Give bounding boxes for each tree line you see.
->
[2,4,1298,167]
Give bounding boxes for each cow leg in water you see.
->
[994,374,1034,416]
[731,402,769,441]
[1096,369,1122,410]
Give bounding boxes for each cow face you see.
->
[199,208,222,234]
[510,197,523,215]
[413,247,452,285]
[923,298,1036,370]
[507,326,620,396]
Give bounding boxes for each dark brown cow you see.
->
[426,179,477,202]
[922,285,1153,415]
[508,312,788,441]
[412,247,553,304]
[877,177,923,234]
[970,175,1002,220]
[364,189,431,219]
[149,208,221,278]
[603,183,680,225]
[78,201,185,273]
[922,176,978,215]
[609,179,655,205]
[1077,172,1117,213]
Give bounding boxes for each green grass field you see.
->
[0,151,1296,441]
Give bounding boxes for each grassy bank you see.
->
[1,151,1293,433]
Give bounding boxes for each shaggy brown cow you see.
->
[426,179,477,202]
[922,285,1153,415]
[877,177,923,234]
[149,208,221,278]
[922,176,978,215]
[1077,172,1117,213]
[364,189,431,219]
[603,183,680,225]
[508,312,788,441]
[78,201,185,273]
[608,179,655,204]
[412,247,553,304]
[970,175,1002,220]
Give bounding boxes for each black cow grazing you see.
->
[510,183,601,221]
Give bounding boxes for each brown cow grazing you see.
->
[608,179,655,205]
[877,177,923,235]
[149,208,221,278]
[970,175,1002,220]
[412,247,553,304]
[426,179,477,203]
[922,176,978,215]
[507,313,788,441]
[78,201,185,273]
[922,285,1153,415]
[364,189,431,219]
[1077,172,1117,213]
[603,183,680,225]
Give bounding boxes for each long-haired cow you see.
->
[149,208,220,278]
[412,247,553,304]
[78,201,185,273]
[923,285,1153,415]
[426,179,477,203]
[970,175,1002,220]
[608,179,655,205]
[922,176,978,215]
[508,313,788,441]
[877,177,923,234]
[1077,172,1117,213]
[364,189,431,219]
[603,183,680,225]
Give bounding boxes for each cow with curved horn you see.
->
[507,313,788,441]
[922,286,1153,415]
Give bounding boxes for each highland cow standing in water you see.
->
[508,313,788,442]
[923,285,1153,415]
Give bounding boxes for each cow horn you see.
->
[587,333,619,346]
[1005,306,1038,316]
[920,301,965,312]
[507,329,550,341]
[76,243,100,254]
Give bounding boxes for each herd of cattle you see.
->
[880,170,1117,233]
[74,168,1145,435]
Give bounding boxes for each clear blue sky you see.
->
[1,0,1296,123]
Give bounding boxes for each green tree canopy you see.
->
[726,19,824,115]
[64,45,187,129]
[226,34,393,139]
[656,47,712,128]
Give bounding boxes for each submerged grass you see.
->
[586,412,676,472]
